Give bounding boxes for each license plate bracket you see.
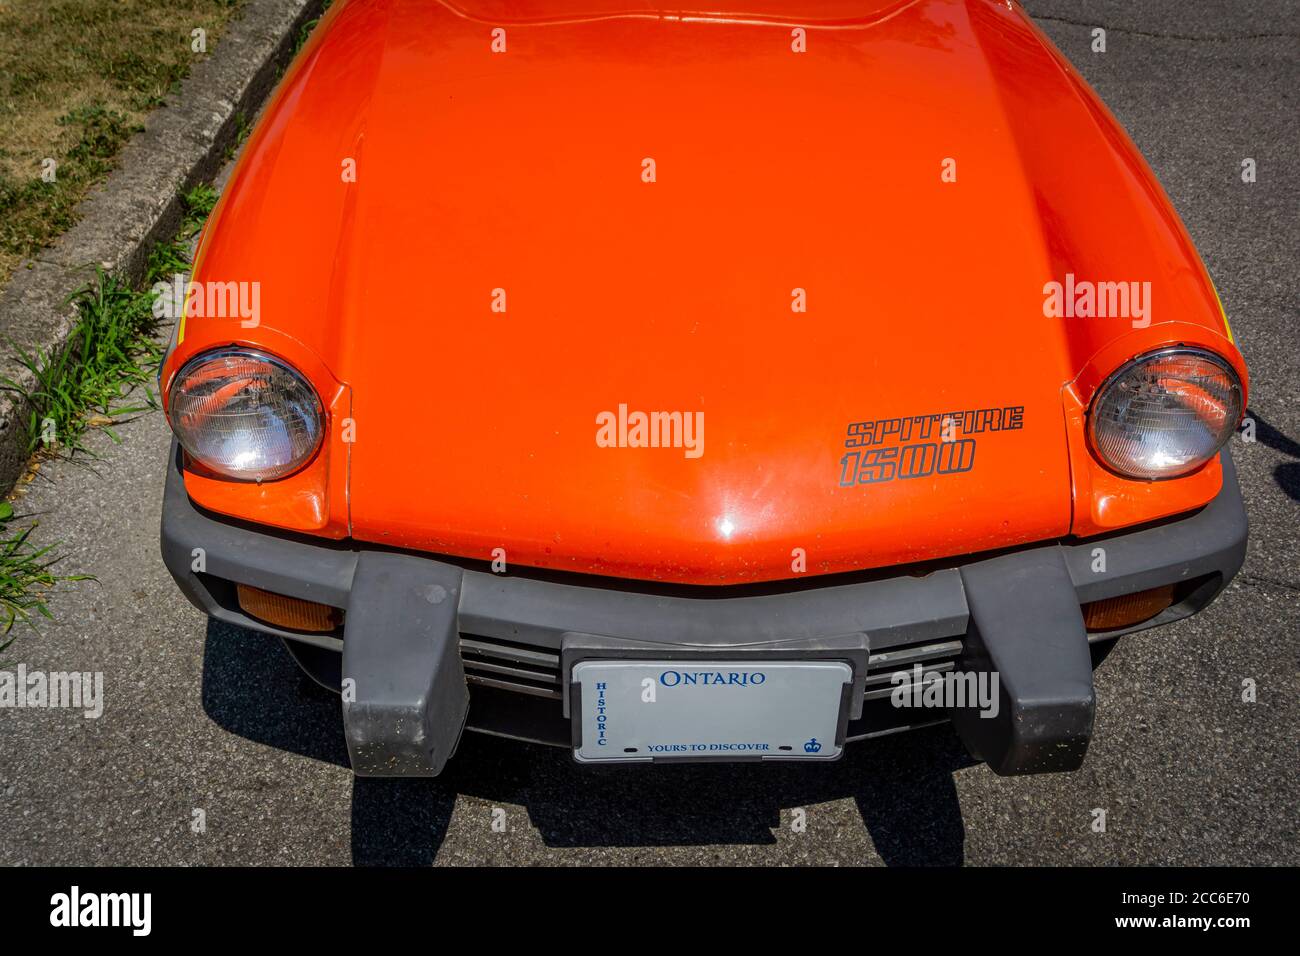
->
[568,649,861,764]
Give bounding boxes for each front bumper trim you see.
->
[161,445,1247,776]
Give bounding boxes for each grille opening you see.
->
[457,634,965,708]
[460,635,561,699]
[284,633,969,746]
[861,639,963,701]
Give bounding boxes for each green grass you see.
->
[0,182,218,650]
[4,180,217,458]
[5,271,160,457]
[0,501,91,648]
[223,111,254,163]
[146,184,218,284]
[294,0,334,56]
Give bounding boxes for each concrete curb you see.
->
[0,0,327,493]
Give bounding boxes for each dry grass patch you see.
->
[0,0,243,284]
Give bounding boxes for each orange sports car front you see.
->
[159,0,1248,776]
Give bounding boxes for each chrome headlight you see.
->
[167,348,324,481]
[1088,347,1242,480]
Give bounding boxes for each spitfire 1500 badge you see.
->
[839,406,1024,487]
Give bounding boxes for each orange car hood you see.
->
[176,0,1240,583]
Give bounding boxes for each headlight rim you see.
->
[167,345,325,482]
[1086,344,1242,482]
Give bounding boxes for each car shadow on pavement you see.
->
[1244,408,1300,502]
[201,620,349,767]
[472,728,974,864]
[200,621,459,864]
[349,779,458,866]
[201,621,974,865]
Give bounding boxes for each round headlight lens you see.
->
[1088,347,1242,480]
[167,348,324,481]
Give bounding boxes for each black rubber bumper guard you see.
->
[160,443,1247,777]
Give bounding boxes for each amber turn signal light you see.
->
[1082,584,1176,632]
[236,584,342,632]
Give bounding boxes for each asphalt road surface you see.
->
[0,1,1296,866]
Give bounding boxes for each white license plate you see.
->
[572,659,853,762]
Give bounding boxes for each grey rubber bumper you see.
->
[955,551,1095,774]
[160,443,1248,777]
[340,553,470,777]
